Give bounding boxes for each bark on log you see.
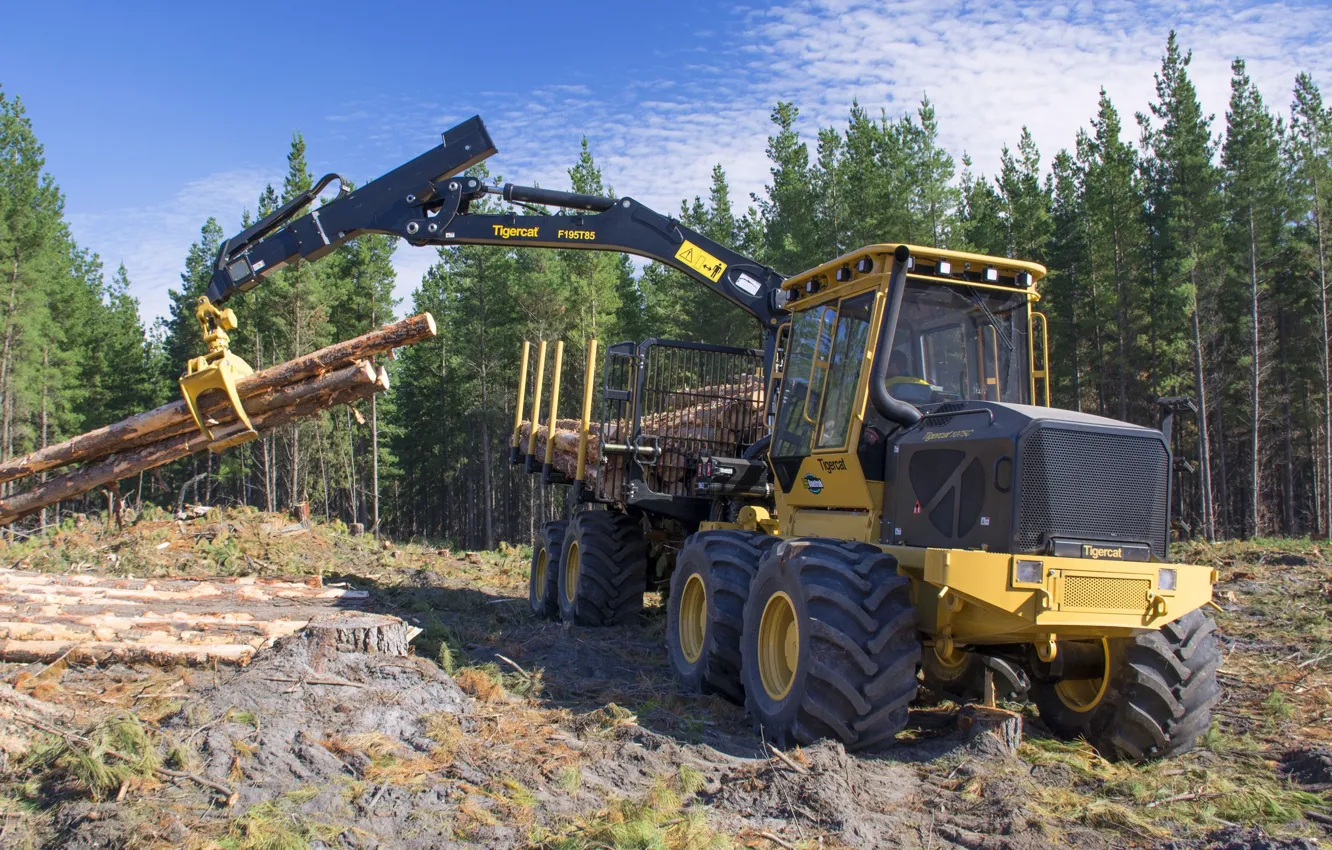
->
[957,704,1023,759]
[297,613,411,658]
[0,314,431,484]
[0,372,383,526]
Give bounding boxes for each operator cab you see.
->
[769,245,1047,491]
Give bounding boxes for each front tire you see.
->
[1032,610,1221,761]
[741,539,921,752]
[529,521,567,619]
[666,530,778,703]
[558,511,648,626]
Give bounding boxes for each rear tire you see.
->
[1033,609,1221,761]
[528,521,566,619]
[666,530,778,703]
[558,511,648,626]
[741,538,921,752]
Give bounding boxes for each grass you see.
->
[530,774,732,850]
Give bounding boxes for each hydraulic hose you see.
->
[868,245,923,428]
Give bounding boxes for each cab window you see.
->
[815,293,875,449]
[771,304,835,460]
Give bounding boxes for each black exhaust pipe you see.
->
[868,245,922,429]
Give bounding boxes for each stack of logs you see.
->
[0,314,438,527]
[517,377,765,493]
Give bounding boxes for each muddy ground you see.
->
[0,508,1328,849]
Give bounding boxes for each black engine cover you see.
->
[882,402,1170,559]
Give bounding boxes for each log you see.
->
[957,704,1023,759]
[0,372,383,526]
[0,314,432,484]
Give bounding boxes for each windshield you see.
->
[891,279,1030,405]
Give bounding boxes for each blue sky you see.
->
[3,0,1330,323]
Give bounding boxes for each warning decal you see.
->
[674,240,727,282]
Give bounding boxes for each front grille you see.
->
[1017,426,1169,558]
[1062,575,1150,611]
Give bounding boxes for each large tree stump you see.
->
[299,614,411,659]
[958,704,1023,759]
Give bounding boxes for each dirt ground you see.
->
[0,508,1328,849]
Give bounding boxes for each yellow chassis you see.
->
[703,516,1215,662]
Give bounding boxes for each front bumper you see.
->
[889,546,1216,644]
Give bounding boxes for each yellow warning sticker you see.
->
[674,240,727,282]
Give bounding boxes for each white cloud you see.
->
[68,168,278,323]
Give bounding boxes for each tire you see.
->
[666,530,779,703]
[558,511,648,627]
[921,651,1029,704]
[528,521,567,619]
[741,538,922,752]
[1032,609,1221,761]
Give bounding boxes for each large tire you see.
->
[741,538,921,752]
[1033,609,1221,761]
[528,521,567,620]
[558,511,648,627]
[921,651,1029,704]
[666,530,779,703]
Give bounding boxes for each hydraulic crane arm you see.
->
[206,115,788,329]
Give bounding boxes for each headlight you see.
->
[1158,568,1178,592]
[1015,559,1044,585]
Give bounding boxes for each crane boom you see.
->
[206,115,787,329]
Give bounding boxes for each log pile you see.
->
[517,377,765,494]
[0,567,373,665]
[0,314,437,526]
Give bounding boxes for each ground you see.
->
[0,507,1328,849]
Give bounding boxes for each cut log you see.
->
[0,568,373,666]
[0,374,383,527]
[0,314,432,485]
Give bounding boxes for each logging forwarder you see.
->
[194,114,1220,761]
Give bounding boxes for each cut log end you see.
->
[298,613,411,658]
[957,704,1023,760]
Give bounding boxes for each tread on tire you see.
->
[666,530,779,703]
[1033,609,1222,761]
[741,538,922,752]
[558,511,648,627]
[528,520,566,620]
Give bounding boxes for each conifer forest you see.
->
[4,32,1332,549]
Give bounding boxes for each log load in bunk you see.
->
[517,376,766,495]
[0,315,437,527]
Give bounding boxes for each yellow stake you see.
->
[511,340,531,453]
[576,339,598,483]
[527,340,547,460]
[544,340,565,469]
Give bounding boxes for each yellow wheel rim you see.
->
[564,541,580,604]
[679,573,707,664]
[758,591,799,701]
[1055,639,1111,713]
[534,548,548,596]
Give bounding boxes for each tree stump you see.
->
[349,522,364,536]
[299,614,411,661]
[291,502,311,523]
[958,704,1023,759]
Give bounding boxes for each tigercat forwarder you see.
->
[193,115,1220,762]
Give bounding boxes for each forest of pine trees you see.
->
[3,32,1332,546]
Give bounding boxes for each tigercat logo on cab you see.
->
[1083,544,1124,560]
[492,224,539,239]
[923,429,974,441]
[557,229,596,240]
[818,458,848,473]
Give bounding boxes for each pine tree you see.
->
[1139,31,1225,539]
[1222,59,1286,536]
[996,128,1053,262]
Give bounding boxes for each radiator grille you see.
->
[1017,427,1169,558]
[1062,575,1150,611]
